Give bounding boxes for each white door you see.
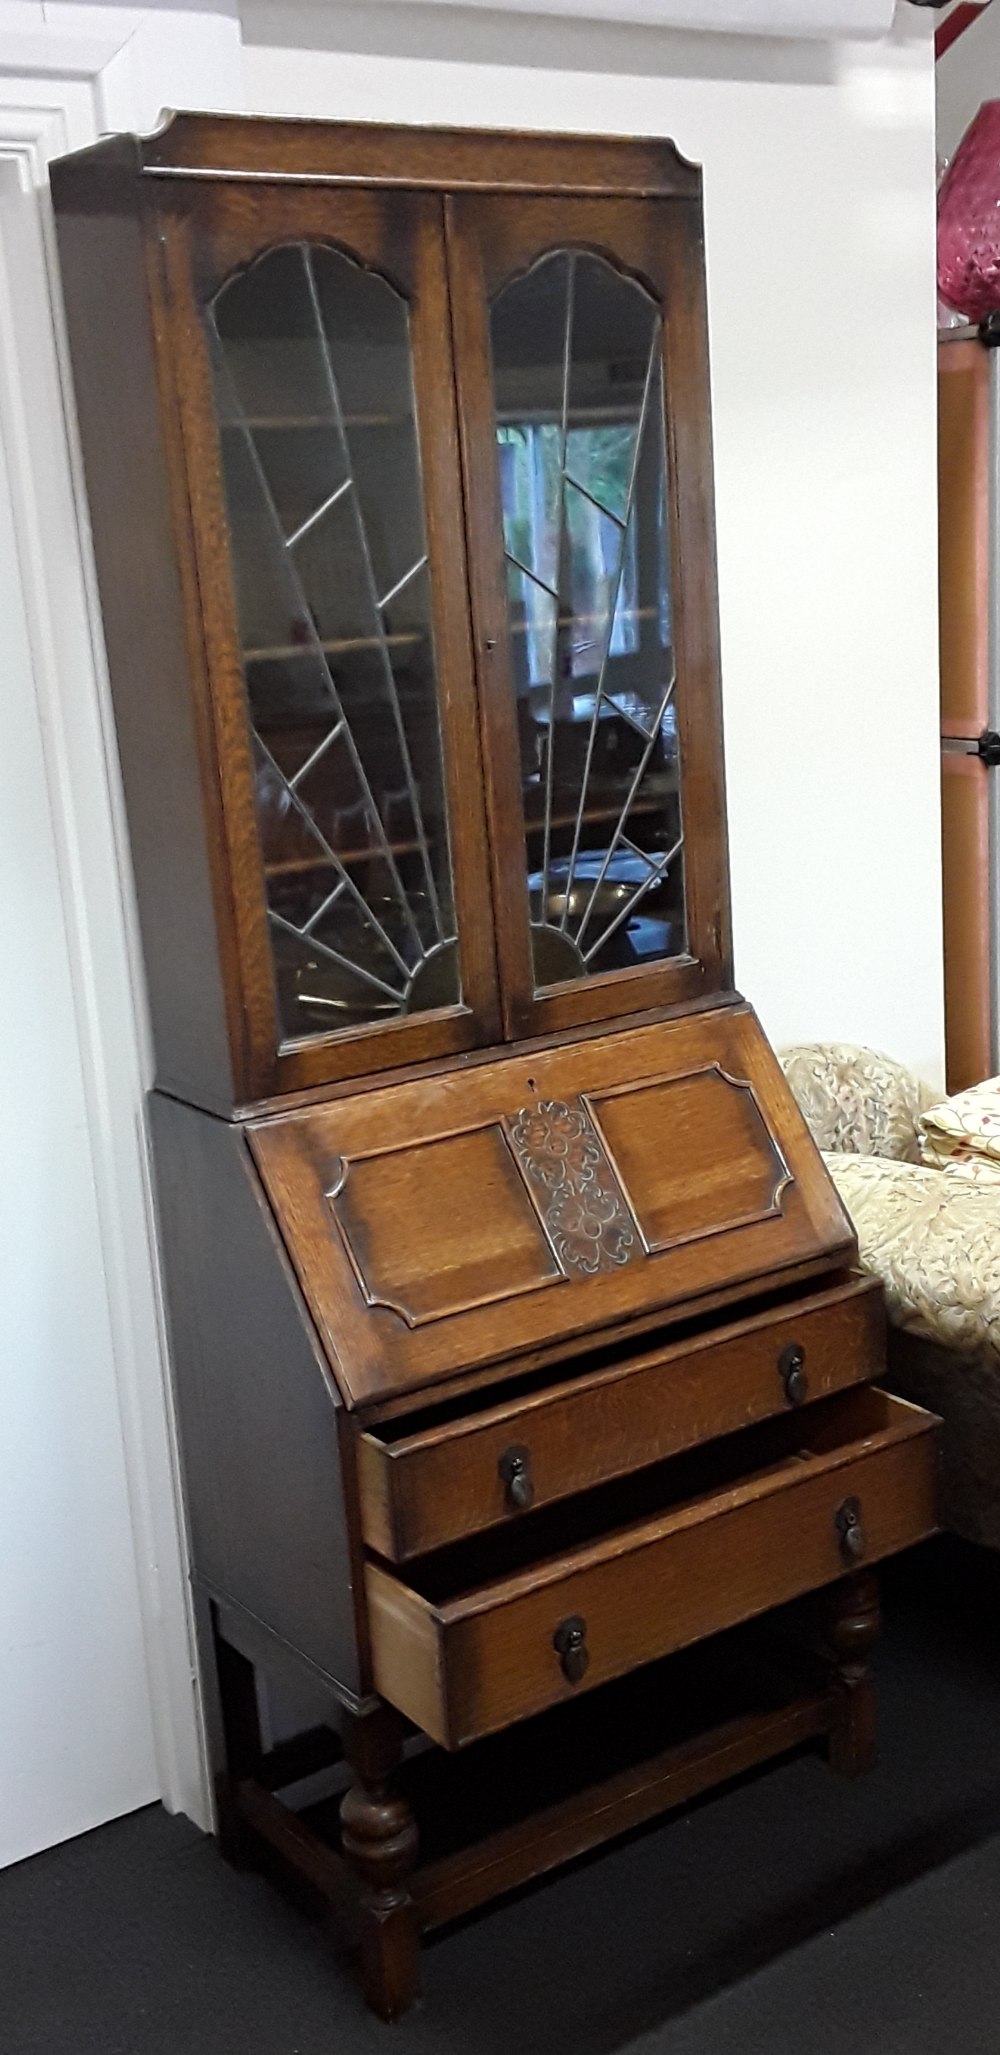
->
[0,215,159,1862]
[0,8,242,1862]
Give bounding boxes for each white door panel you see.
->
[0,393,158,1866]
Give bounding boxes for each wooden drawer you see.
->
[365,1387,938,1748]
[356,1276,884,1561]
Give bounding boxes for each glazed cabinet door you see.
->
[447,193,732,1041]
[158,184,500,1097]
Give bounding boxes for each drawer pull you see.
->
[498,1444,534,1513]
[553,1615,589,1685]
[779,1342,808,1405]
[835,1496,866,1562]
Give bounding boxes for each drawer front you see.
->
[357,1276,884,1560]
[365,1389,937,1747]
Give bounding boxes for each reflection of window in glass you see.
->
[490,248,687,994]
[498,424,644,684]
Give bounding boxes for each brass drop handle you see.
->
[553,1615,589,1685]
[835,1496,866,1562]
[779,1342,808,1406]
[498,1444,534,1512]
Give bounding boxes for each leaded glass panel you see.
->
[491,250,686,993]
[209,241,459,1042]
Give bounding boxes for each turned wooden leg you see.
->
[823,1569,881,1777]
[340,1707,421,2022]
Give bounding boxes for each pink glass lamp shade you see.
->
[939,102,1000,323]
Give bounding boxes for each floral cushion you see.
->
[824,1151,1000,1355]
[779,1045,1000,1548]
[779,1043,933,1163]
[920,1075,1000,1183]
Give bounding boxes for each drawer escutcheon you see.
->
[553,1615,589,1684]
[835,1495,866,1562]
[498,1444,534,1512]
[779,1342,809,1406]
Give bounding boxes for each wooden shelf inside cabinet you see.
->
[523,794,676,829]
[244,634,425,661]
[243,613,660,663]
[221,412,411,430]
[265,845,426,877]
[262,796,676,882]
[496,404,648,427]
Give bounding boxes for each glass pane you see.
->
[490,250,686,994]
[208,241,459,1043]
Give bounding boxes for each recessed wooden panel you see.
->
[331,1126,562,1326]
[589,1067,788,1255]
[250,1003,855,1407]
[942,748,993,1092]
[939,337,990,739]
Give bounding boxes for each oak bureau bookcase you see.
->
[52,115,938,2022]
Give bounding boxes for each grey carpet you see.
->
[4,1539,1000,2054]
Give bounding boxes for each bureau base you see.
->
[208,1571,880,2022]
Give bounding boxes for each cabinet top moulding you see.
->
[60,113,703,200]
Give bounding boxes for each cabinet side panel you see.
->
[53,164,236,1111]
[148,1092,361,1700]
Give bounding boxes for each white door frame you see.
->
[0,9,242,1834]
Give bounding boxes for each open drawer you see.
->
[365,1388,938,1748]
[355,1274,884,1560]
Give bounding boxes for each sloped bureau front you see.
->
[250,1004,854,1406]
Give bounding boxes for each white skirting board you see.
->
[387,0,899,37]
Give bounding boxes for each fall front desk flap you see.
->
[249,1004,855,1409]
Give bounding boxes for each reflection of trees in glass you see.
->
[566,424,634,519]
[497,422,639,689]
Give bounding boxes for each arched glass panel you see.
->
[208,242,459,1043]
[491,250,686,992]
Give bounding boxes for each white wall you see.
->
[243,0,945,1085]
[937,0,1000,160]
